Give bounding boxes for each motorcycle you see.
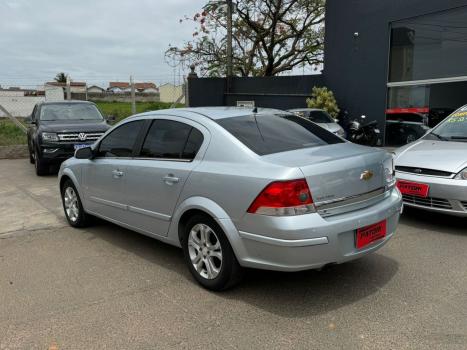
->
[347,115,381,146]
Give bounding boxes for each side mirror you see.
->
[106,115,116,123]
[75,146,94,160]
[25,115,35,124]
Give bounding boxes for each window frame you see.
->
[134,117,206,163]
[95,119,146,159]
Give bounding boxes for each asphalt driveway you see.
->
[0,159,466,349]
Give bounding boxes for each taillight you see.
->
[247,179,315,216]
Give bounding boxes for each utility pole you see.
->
[130,75,136,115]
[66,75,71,100]
[226,0,233,78]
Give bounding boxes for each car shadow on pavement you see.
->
[400,207,467,236]
[223,254,399,318]
[87,219,399,318]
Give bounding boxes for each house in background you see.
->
[159,83,185,104]
[108,82,159,94]
[46,81,87,93]
[87,85,105,94]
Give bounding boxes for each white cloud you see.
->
[0,0,205,87]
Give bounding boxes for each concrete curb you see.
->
[0,145,29,159]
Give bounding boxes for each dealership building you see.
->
[325,0,467,144]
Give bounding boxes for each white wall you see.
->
[0,87,63,117]
[159,84,185,104]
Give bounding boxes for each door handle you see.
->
[112,169,124,178]
[163,175,180,185]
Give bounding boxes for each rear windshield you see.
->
[217,114,344,156]
[40,103,103,121]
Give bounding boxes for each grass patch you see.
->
[0,118,27,146]
[93,101,184,123]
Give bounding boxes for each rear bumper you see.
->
[229,188,402,272]
[396,171,467,217]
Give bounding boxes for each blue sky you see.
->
[0,0,206,87]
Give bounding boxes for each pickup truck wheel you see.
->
[34,149,49,176]
[182,214,243,291]
[29,150,34,164]
[61,179,91,228]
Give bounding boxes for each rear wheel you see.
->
[28,142,34,164]
[61,179,91,228]
[181,214,243,291]
[34,148,49,176]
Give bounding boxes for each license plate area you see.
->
[356,220,387,249]
[74,144,89,150]
[396,180,429,198]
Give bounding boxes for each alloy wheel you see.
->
[188,223,223,280]
[64,187,79,223]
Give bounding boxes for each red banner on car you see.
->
[386,107,430,114]
[356,220,387,249]
[396,180,430,198]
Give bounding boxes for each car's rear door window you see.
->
[139,120,204,160]
[217,114,343,156]
[97,120,144,157]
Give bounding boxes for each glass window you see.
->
[217,114,343,156]
[182,128,204,160]
[140,120,202,160]
[427,108,467,141]
[307,110,335,123]
[40,103,104,121]
[97,120,143,157]
[389,6,467,82]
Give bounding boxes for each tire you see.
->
[181,214,243,291]
[60,179,91,228]
[29,148,34,164]
[34,148,49,176]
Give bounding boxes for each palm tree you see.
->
[54,72,67,83]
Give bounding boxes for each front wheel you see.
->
[34,149,49,176]
[182,215,243,291]
[61,179,91,228]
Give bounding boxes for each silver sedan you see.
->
[59,107,402,290]
[395,105,467,216]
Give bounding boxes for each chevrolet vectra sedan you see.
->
[59,107,402,290]
[395,105,467,216]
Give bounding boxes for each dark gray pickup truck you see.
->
[27,100,111,175]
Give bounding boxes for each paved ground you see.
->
[0,159,466,350]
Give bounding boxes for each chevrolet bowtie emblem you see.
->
[360,170,373,181]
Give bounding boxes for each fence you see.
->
[187,74,325,110]
[0,77,187,141]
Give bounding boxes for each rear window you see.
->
[217,114,344,156]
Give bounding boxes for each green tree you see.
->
[166,0,325,77]
[54,72,67,83]
[306,86,340,118]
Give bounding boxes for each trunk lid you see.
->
[262,143,386,204]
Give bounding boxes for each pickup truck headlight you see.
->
[41,132,59,141]
[455,168,467,180]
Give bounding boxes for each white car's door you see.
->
[83,120,145,222]
[123,118,207,236]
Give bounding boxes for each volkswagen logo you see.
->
[78,133,87,141]
[360,170,374,181]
